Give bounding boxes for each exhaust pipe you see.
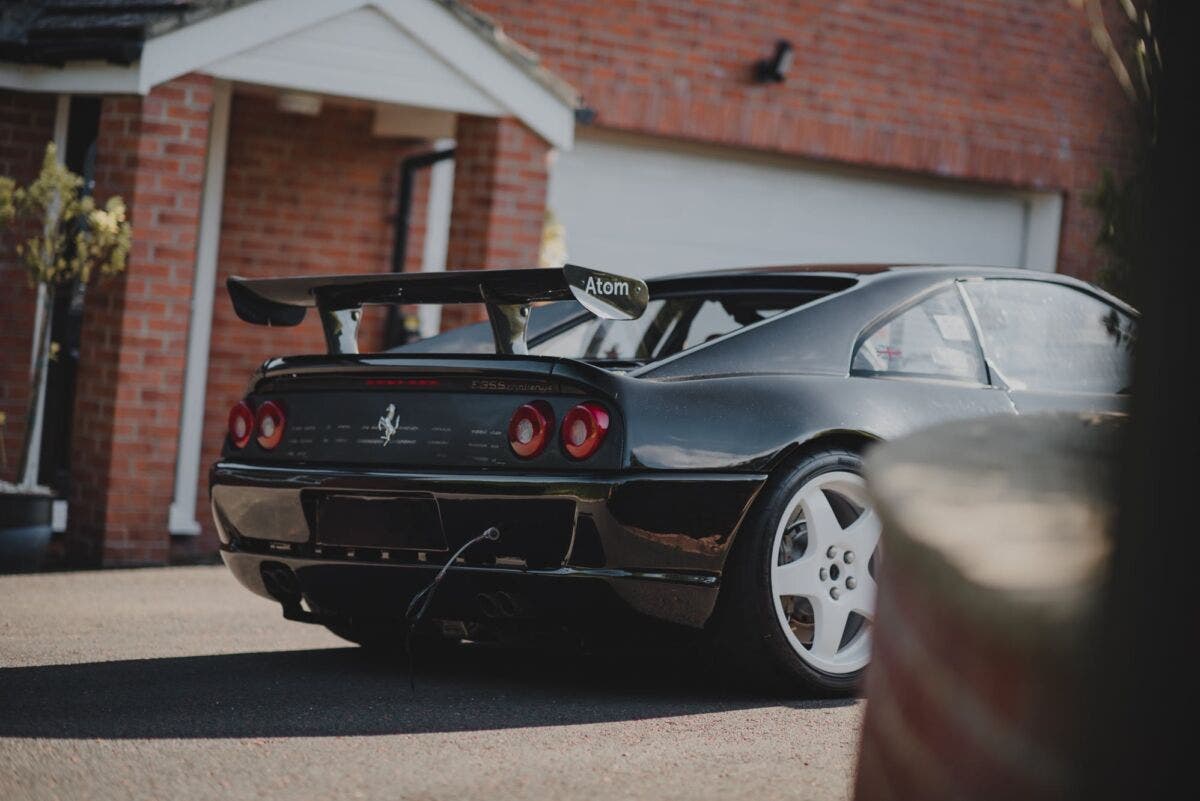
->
[476,591,528,619]
[260,561,317,623]
[495,591,522,618]
[261,561,300,601]
[476,592,504,619]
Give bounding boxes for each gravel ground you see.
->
[0,565,863,800]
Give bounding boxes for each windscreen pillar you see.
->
[442,115,551,332]
[68,73,215,566]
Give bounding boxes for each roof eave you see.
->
[1,0,578,149]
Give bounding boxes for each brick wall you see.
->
[447,115,550,270]
[68,74,213,564]
[187,93,430,551]
[472,0,1134,278]
[0,90,56,485]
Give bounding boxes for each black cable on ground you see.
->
[403,526,500,690]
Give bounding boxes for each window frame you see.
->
[955,276,1138,396]
[528,287,827,362]
[849,281,993,387]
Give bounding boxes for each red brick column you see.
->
[0,90,57,485]
[69,74,213,565]
[441,114,550,330]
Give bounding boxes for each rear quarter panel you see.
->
[618,269,1032,472]
[619,373,1016,472]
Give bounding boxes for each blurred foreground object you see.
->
[857,3,1197,795]
[1080,2,1198,799]
[1068,0,1159,306]
[855,414,1120,800]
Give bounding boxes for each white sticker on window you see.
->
[932,314,971,342]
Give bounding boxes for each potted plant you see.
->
[0,143,131,571]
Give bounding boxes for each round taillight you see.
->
[228,401,254,449]
[561,402,610,460]
[508,401,553,458]
[255,400,286,450]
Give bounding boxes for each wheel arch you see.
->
[716,428,882,577]
[764,428,883,474]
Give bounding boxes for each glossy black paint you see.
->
[228,265,650,356]
[236,387,625,470]
[211,264,1134,634]
[211,463,758,627]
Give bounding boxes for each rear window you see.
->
[393,278,852,363]
[530,294,802,361]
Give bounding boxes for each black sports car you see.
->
[211,263,1136,693]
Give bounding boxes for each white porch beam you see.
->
[168,78,232,537]
[0,62,139,94]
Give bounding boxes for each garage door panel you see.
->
[548,132,1054,278]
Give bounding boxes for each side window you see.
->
[961,280,1136,394]
[852,287,986,383]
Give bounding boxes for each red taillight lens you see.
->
[228,401,254,449]
[508,401,553,458]
[561,402,610,460]
[255,400,286,450]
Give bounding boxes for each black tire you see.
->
[709,446,871,696]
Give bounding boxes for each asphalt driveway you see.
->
[0,565,862,800]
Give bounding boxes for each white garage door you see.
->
[548,130,1062,280]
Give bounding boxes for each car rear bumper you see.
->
[210,462,765,628]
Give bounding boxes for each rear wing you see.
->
[227,264,649,356]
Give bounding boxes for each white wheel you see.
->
[769,470,880,676]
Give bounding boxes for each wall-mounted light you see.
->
[276,92,323,116]
[755,39,794,84]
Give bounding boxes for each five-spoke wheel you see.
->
[770,471,879,676]
[710,446,880,694]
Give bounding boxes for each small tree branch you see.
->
[2,142,131,493]
[1069,0,1139,102]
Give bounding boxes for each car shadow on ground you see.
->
[0,643,856,739]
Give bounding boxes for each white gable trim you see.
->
[202,7,505,118]
[137,0,361,92]
[372,0,574,148]
[1,0,573,148]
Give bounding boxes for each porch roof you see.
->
[0,0,579,148]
